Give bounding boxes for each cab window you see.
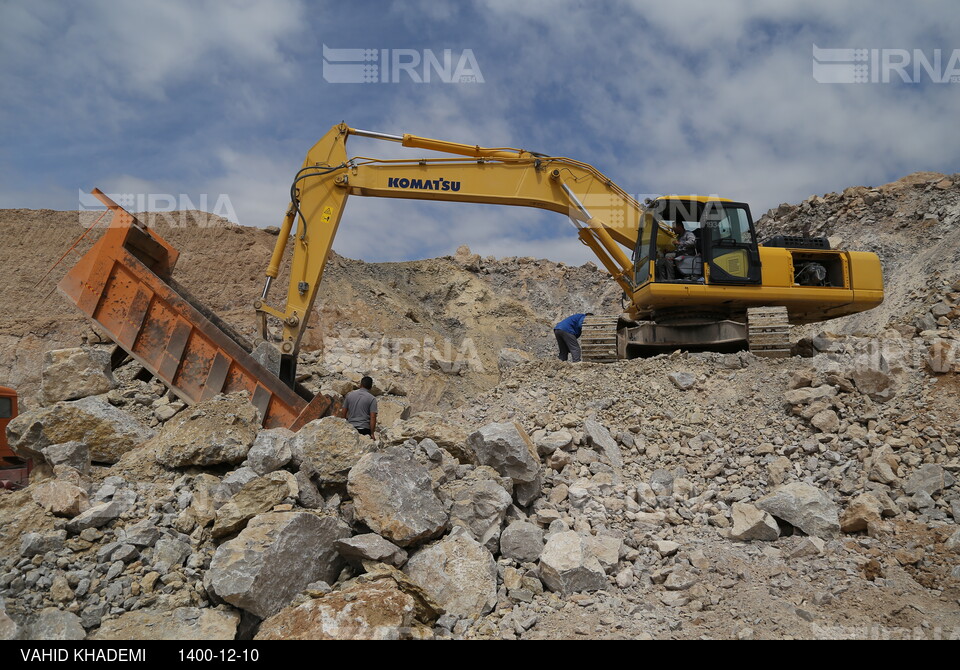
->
[0,397,11,419]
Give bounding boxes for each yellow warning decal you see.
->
[321,206,333,223]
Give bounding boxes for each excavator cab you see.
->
[645,197,761,286]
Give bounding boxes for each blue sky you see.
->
[2,0,959,264]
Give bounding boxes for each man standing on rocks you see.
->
[339,376,378,436]
[554,312,592,363]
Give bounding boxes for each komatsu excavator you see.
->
[59,123,883,429]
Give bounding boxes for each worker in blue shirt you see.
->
[554,312,593,362]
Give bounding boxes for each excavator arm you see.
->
[257,123,646,379]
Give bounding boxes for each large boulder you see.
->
[20,531,66,557]
[499,521,545,563]
[903,464,955,497]
[0,599,20,640]
[289,417,375,486]
[539,531,607,595]
[348,447,448,548]
[382,413,474,464]
[375,399,411,431]
[255,580,417,641]
[40,347,116,405]
[7,397,154,464]
[91,607,240,640]
[65,501,122,534]
[755,483,840,539]
[153,394,260,468]
[25,608,85,641]
[212,472,299,538]
[207,512,350,619]
[840,493,885,534]
[244,428,293,475]
[31,481,90,518]
[729,502,780,542]
[583,419,623,481]
[335,534,408,568]
[41,441,90,474]
[438,466,512,551]
[465,422,541,502]
[403,529,497,619]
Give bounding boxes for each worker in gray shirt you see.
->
[339,376,378,436]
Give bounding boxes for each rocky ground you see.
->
[1,172,959,640]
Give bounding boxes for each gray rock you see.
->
[41,441,90,474]
[26,608,85,641]
[514,474,543,507]
[586,534,623,574]
[348,447,448,548]
[440,467,512,551]
[756,483,840,539]
[255,580,417,641]
[903,464,955,497]
[65,501,121,534]
[294,470,323,509]
[649,469,675,497]
[80,603,109,630]
[583,419,623,482]
[945,529,960,553]
[334,534,408,568]
[207,512,350,619]
[40,347,116,405]
[289,417,376,485]
[212,471,299,538]
[154,394,260,468]
[112,544,139,563]
[499,521,545,563]
[729,502,780,542]
[535,431,573,455]
[810,409,840,434]
[0,598,19,640]
[849,367,895,401]
[539,531,608,595]
[403,529,497,618]
[214,467,259,506]
[783,385,838,405]
[120,521,162,548]
[7,396,154,464]
[668,372,696,390]
[31,481,90,518]
[91,607,240,640]
[466,422,541,496]
[245,428,293,475]
[153,538,191,569]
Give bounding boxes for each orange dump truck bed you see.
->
[58,190,332,430]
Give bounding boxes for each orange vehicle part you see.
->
[0,385,30,490]
[58,190,335,430]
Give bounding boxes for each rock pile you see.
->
[2,331,958,640]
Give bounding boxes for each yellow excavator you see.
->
[59,123,883,429]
